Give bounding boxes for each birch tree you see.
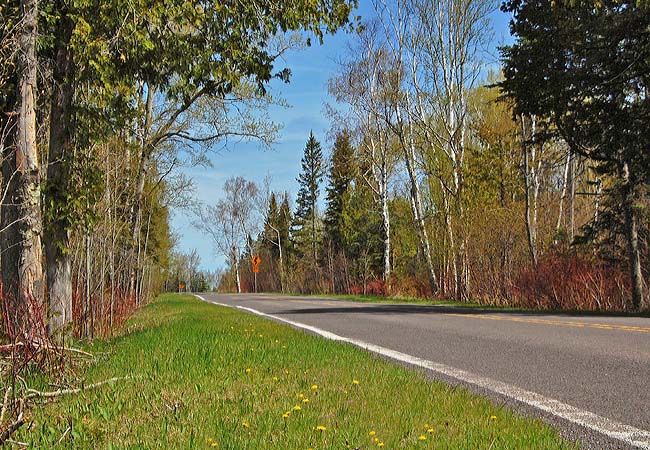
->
[402,0,494,300]
[328,23,398,292]
[193,177,259,293]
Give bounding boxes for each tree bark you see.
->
[1,0,45,335]
[129,84,156,299]
[397,99,439,295]
[521,115,539,268]
[45,10,74,334]
[622,163,645,311]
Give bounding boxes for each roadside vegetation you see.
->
[17,294,573,449]
[203,1,649,314]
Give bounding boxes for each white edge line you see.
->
[194,294,650,449]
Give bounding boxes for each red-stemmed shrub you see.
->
[509,251,631,311]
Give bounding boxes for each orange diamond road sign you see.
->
[251,255,261,273]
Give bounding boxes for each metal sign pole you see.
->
[254,272,257,293]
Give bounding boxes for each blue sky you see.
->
[171,1,513,272]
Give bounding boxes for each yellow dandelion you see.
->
[282,411,291,419]
[315,425,327,431]
[418,435,427,441]
[293,405,302,411]
[311,384,318,390]
[423,423,430,429]
[245,368,251,373]
[369,431,376,436]
[373,437,379,443]
[302,398,310,404]
[242,421,250,428]
[490,415,497,421]
[427,428,435,434]
[377,443,385,448]
[298,393,305,399]
[273,376,279,382]
[352,379,359,385]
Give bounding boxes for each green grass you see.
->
[20,294,575,449]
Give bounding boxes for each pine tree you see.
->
[263,192,280,258]
[323,131,355,253]
[278,192,292,262]
[293,132,324,260]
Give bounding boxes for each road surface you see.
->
[198,293,650,449]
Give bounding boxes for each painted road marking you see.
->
[196,294,650,449]
[445,313,650,333]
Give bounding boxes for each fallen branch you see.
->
[0,413,25,446]
[0,385,11,424]
[24,376,134,400]
[0,343,94,358]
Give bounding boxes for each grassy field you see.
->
[19,294,575,449]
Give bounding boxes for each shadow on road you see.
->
[272,303,650,320]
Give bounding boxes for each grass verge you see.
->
[20,294,575,449]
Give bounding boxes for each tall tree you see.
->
[262,191,286,291]
[500,0,650,311]
[193,177,259,293]
[0,0,45,335]
[293,132,324,260]
[39,0,358,331]
[328,23,397,292]
[323,131,355,253]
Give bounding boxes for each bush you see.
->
[509,251,631,311]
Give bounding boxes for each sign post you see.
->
[251,256,261,293]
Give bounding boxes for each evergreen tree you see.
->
[263,192,281,258]
[293,132,324,259]
[279,192,293,264]
[323,131,355,253]
[500,0,650,310]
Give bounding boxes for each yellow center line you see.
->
[444,313,650,333]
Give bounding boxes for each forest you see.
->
[0,0,356,342]
[0,0,648,343]
[205,0,650,313]
[0,0,648,444]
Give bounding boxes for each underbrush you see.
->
[508,253,631,312]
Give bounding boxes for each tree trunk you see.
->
[1,0,45,337]
[381,172,391,295]
[555,149,570,238]
[129,84,156,298]
[45,11,74,334]
[235,259,241,293]
[398,100,438,294]
[521,115,538,268]
[622,163,645,311]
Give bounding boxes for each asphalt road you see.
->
[199,293,650,449]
